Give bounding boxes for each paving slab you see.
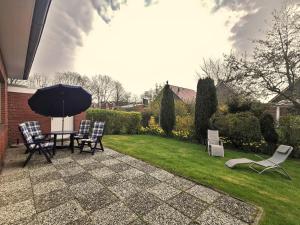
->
[147,182,181,201]
[33,179,66,196]
[91,201,137,225]
[187,185,222,204]
[143,203,191,225]
[108,181,141,200]
[70,179,104,198]
[150,169,174,181]
[119,168,145,179]
[130,174,161,189]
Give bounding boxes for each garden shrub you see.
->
[139,116,165,136]
[141,110,153,127]
[260,113,278,154]
[87,109,141,134]
[160,83,175,135]
[278,115,300,157]
[195,78,217,143]
[212,112,262,149]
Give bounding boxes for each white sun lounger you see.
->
[225,145,293,179]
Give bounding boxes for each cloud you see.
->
[32,0,158,75]
[212,0,287,52]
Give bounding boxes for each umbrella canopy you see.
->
[28,84,92,117]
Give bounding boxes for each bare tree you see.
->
[28,74,49,88]
[89,74,114,107]
[113,81,126,107]
[53,72,90,89]
[7,78,27,86]
[225,2,300,108]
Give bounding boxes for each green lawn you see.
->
[103,135,300,225]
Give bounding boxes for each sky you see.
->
[31,0,289,95]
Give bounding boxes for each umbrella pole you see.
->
[61,99,65,146]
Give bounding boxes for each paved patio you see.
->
[0,146,260,225]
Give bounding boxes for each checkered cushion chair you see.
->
[19,122,54,167]
[79,121,105,154]
[24,121,45,140]
[74,120,91,147]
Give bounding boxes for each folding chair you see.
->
[207,129,224,157]
[74,120,91,148]
[79,121,105,155]
[19,123,54,167]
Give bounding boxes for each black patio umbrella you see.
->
[28,84,92,132]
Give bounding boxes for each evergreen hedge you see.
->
[194,78,217,143]
[160,83,175,135]
[86,109,141,134]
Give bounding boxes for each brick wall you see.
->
[0,52,8,171]
[8,91,51,144]
[74,112,86,131]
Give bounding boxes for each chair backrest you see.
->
[79,120,91,135]
[91,121,105,141]
[269,145,293,164]
[25,121,42,137]
[19,123,34,144]
[208,130,219,141]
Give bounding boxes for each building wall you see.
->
[0,52,8,172]
[74,111,86,131]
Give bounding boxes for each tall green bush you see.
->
[260,113,278,148]
[86,109,141,134]
[212,112,261,149]
[195,78,217,143]
[160,83,175,135]
[141,110,153,127]
[278,115,300,157]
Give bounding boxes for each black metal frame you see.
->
[19,126,54,167]
[79,135,104,155]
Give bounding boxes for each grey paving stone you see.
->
[147,182,181,201]
[119,168,145,179]
[213,195,258,224]
[31,171,62,185]
[34,188,74,213]
[187,185,222,204]
[52,157,74,165]
[165,176,195,191]
[0,170,29,183]
[125,192,162,216]
[70,179,104,198]
[76,158,98,166]
[144,204,191,225]
[33,179,67,196]
[130,174,161,189]
[131,161,158,173]
[100,173,128,187]
[29,164,57,177]
[54,161,79,170]
[81,162,106,171]
[0,188,32,206]
[0,199,36,225]
[37,200,86,225]
[59,166,85,177]
[150,169,174,181]
[117,155,139,164]
[89,167,115,179]
[101,158,122,166]
[195,207,248,225]
[167,192,208,219]
[75,188,119,213]
[0,178,31,195]
[108,162,132,172]
[93,154,114,162]
[91,201,137,225]
[67,216,95,225]
[63,172,94,185]
[108,181,141,200]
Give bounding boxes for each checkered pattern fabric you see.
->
[79,120,91,135]
[25,121,44,139]
[91,121,105,142]
[19,123,34,144]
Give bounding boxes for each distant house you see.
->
[155,83,235,105]
[267,79,300,121]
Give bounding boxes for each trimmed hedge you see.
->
[212,112,261,149]
[87,109,141,134]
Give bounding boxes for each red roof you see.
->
[169,85,196,103]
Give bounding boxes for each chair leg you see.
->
[79,141,85,153]
[277,167,292,180]
[41,149,52,163]
[99,139,104,151]
[23,151,35,167]
[91,142,97,155]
